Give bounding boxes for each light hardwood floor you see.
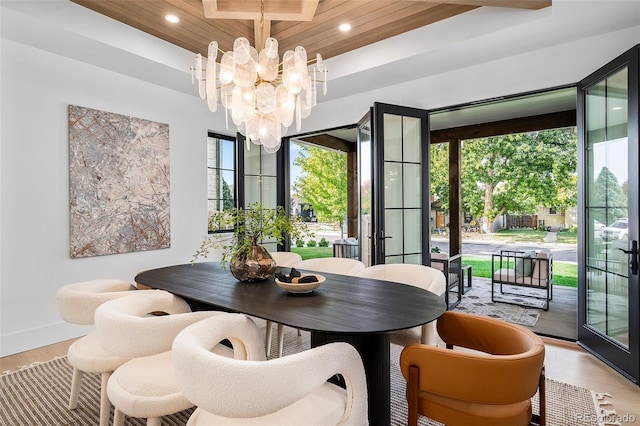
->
[2,336,639,423]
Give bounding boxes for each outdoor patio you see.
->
[462,277,577,340]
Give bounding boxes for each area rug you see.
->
[455,277,543,327]
[1,329,614,426]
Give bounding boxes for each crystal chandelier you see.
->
[192,1,327,153]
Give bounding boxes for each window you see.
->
[464,211,472,223]
[549,208,557,215]
[207,133,236,232]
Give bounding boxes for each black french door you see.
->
[578,44,639,384]
[357,102,430,267]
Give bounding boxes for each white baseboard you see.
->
[1,322,92,357]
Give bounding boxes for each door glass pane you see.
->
[403,116,421,161]
[384,209,403,255]
[261,150,277,176]
[384,162,402,208]
[384,114,402,162]
[403,163,421,208]
[261,176,277,209]
[359,118,373,267]
[404,254,421,265]
[245,144,261,174]
[403,209,421,254]
[245,176,261,205]
[585,66,629,347]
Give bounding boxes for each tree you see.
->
[429,143,450,213]
[460,128,577,232]
[292,143,348,235]
[461,136,517,231]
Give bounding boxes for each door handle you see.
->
[618,240,638,275]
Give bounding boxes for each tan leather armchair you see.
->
[400,311,546,426]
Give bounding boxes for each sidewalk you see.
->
[543,231,557,243]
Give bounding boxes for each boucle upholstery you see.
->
[172,313,369,425]
[268,251,302,267]
[56,279,135,325]
[400,311,546,426]
[55,278,136,426]
[356,264,446,346]
[94,290,229,426]
[291,257,366,276]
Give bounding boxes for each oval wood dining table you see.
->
[135,262,447,426]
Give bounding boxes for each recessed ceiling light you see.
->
[339,23,351,32]
[165,14,180,24]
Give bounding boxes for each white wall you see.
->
[0,36,228,356]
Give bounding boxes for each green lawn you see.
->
[481,229,577,245]
[291,246,333,260]
[488,229,547,242]
[462,255,577,287]
[555,230,577,245]
[292,247,577,288]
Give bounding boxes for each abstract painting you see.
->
[68,105,170,258]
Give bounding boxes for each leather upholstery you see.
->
[400,311,545,426]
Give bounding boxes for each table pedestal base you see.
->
[311,331,390,426]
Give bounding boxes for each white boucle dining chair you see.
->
[172,313,369,425]
[264,250,303,356]
[56,279,137,426]
[94,290,233,426]
[291,257,366,276]
[268,250,302,267]
[356,264,446,346]
[269,256,367,358]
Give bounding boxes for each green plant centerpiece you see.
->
[193,203,310,282]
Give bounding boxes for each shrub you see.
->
[307,239,317,247]
[296,239,305,247]
[319,237,329,247]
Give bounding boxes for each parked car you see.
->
[600,219,628,241]
[593,220,606,232]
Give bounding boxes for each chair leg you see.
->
[539,366,546,426]
[265,320,273,356]
[147,417,162,426]
[407,365,420,426]
[277,323,285,357]
[68,368,83,409]
[99,372,111,426]
[113,408,125,426]
[420,325,428,345]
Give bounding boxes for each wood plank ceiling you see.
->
[70,0,551,60]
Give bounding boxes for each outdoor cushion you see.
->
[514,251,536,277]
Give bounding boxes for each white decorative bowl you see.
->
[275,274,326,293]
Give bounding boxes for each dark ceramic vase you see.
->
[229,244,277,282]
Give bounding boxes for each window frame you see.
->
[207,132,237,234]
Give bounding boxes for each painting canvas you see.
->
[68,105,170,258]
